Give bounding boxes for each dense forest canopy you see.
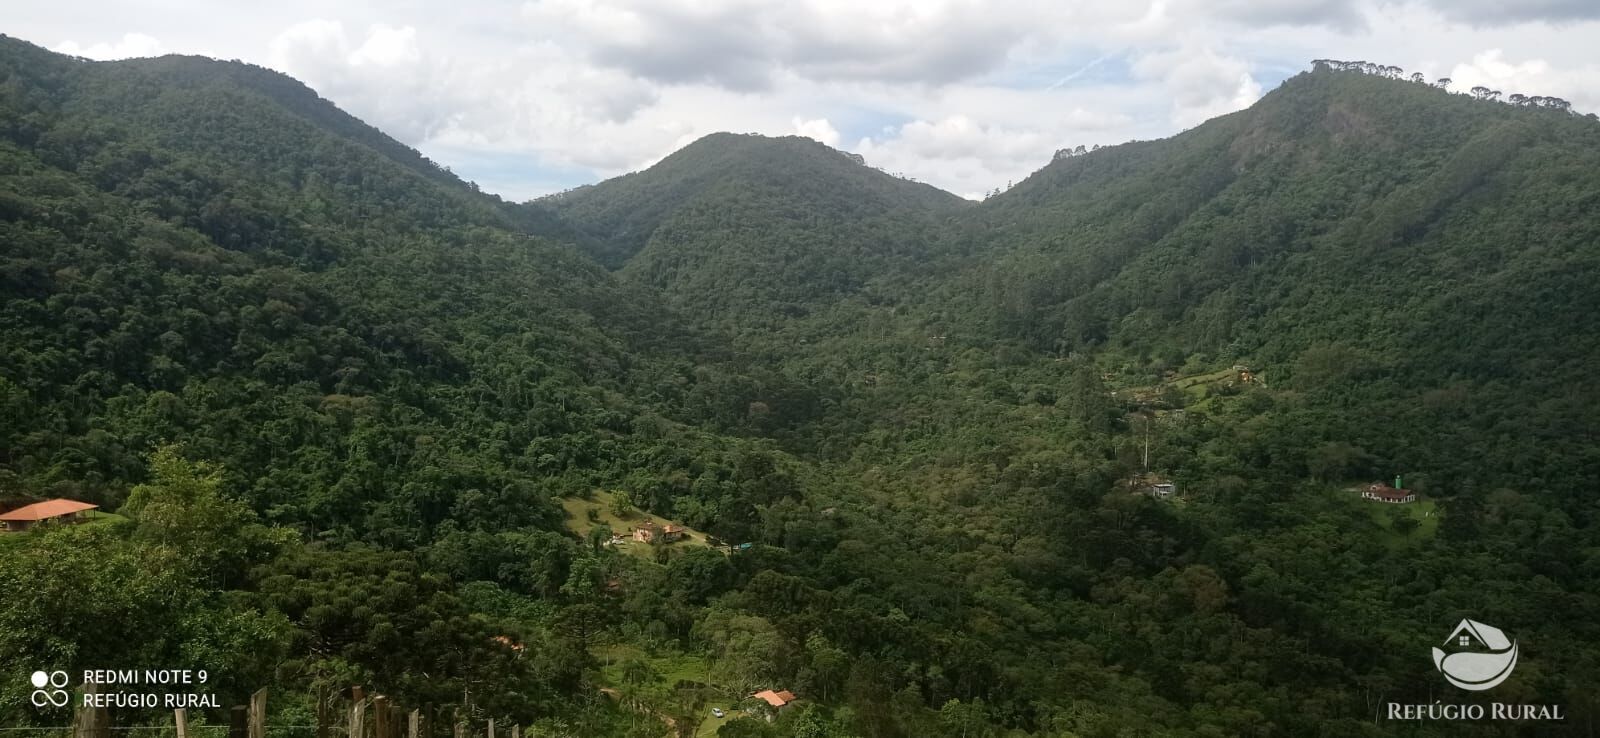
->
[3,34,1599,737]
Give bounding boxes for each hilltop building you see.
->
[0,499,99,532]
[1362,477,1416,504]
[1128,474,1176,500]
[632,521,686,543]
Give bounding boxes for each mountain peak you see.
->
[541,130,965,270]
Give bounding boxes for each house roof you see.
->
[752,689,795,707]
[1366,484,1412,499]
[0,499,98,521]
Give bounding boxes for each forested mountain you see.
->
[4,34,1600,737]
[540,133,967,331]
[0,36,809,730]
[959,68,1600,512]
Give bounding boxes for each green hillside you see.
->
[542,133,968,331]
[943,68,1600,505]
[0,36,800,733]
[4,35,1600,737]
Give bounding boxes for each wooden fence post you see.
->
[249,688,268,738]
[228,705,248,738]
[408,708,422,738]
[349,687,367,738]
[393,704,406,738]
[374,696,390,738]
[73,683,109,738]
[487,718,495,738]
[315,690,331,738]
[174,708,189,738]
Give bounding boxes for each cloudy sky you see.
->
[13,1,1600,200]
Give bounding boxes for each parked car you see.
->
[712,708,725,718]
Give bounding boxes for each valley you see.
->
[2,33,1598,737]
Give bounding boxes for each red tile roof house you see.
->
[0,499,99,532]
[1362,483,1416,504]
[632,522,686,543]
[750,690,797,720]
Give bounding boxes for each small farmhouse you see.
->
[632,521,686,543]
[1362,483,1416,504]
[752,690,795,708]
[0,498,99,532]
[750,689,797,720]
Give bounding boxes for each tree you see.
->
[611,491,636,519]
[589,522,614,553]
[939,698,992,738]
[620,657,658,687]
[0,526,287,726]
[667,547,737,604]
[120,445,289,583]
[1308,442,1370,481]
[694,610,785,694]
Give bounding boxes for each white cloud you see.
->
[1198,0,1367,30]
[267,19,345,70]
[792,117,841,146]
[12,0,1600,200]
[856,115,1054,197]
[348,25,421,67]
[1446,49,1600,110]
[1133,46,1264,128]
[54,32,166,60]
[268,20,457,142]
[1408,0,1600,26]
[521,0,1039,90]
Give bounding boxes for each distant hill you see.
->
[0,35,724,529]
[539,133,969,329]
[949,67,1600,496]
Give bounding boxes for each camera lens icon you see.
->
[30,670,69,708]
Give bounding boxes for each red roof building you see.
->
[633,521,687,543]
[1362,484,1416,504]
[0,499,99,531]
[752,690,796,708]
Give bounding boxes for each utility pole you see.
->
[1142,414,1152,471]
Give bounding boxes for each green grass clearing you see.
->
[561,490,713,558]
[593,644,745,736]
[1364,498,1438,546]
[1170,367,1239,390]
[595,644,714,686]
[1331,487,1438,547]
[696,709,747,737]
